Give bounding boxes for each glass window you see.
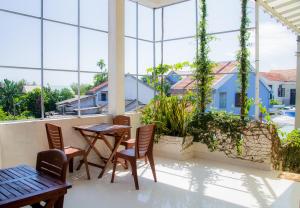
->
[0,68,41,120]
[138,40,153,75]
[44,0,78,24]
[163,38,196,65]
[138,4,153,41]
[80,0,108,31]
[278,85,285,97]
[219,92,227,109]
[235,93,241,107]
[164,0,196,39]
[125,38,137,74]
[125,0,137,38]
[44,71,77,117]
[80,29,108,72]
[0,0,41,17]
[44,21,77,70]
[0,12,40,68]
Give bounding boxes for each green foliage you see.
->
[237,0,251,120]
[188,111,247,154]
[194,0,214,113]
[145,62,190,96]
[270,99,280,105]
[259,103,271,123]
[281,129,300,173]
[0,79,25,114]
[93,59,108,87]
[141,93,195,139]
[0,107,32,121]
[71,83,92,95]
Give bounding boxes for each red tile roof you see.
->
[86,81,108,94]
[259,69,296,82]
[171,61,238,94]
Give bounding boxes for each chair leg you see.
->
[129,159,139,190]
[69,158,74,173]
[147,152,157,182]
[111,157,118,183]
[124,145,128,169]
[144,157,148,164]
[83,155,91,180]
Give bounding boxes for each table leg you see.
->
[54,196,64,208]
[98,132,125,178]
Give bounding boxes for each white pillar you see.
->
[108,0,125,115]
[254,1,260,120]
[295,36,300,128]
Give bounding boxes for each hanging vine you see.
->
[194,0,214,113]
[237,0,251,120]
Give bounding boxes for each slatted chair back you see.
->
[113,115,131,141]
[45,123,64,151]
[136,124,155,158]
[36,149,68,182]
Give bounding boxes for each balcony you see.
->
[0,0,300,207]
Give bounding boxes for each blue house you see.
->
[170,61,271,117]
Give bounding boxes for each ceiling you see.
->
[256,0,300,35]
[131,0,188,8]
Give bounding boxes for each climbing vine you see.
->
[194,0,214,113]
[237,0,251,120]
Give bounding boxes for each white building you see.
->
[56,74,155,115]
[260,69,296,106]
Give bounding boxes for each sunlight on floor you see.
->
[65,157,300,208]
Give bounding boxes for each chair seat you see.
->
[117,148,135,158]
[64,146,84,158]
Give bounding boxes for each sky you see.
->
[0,0,297,88]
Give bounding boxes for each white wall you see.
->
[125,75,154,104]
[0,112,141,169]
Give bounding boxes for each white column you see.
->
[295,36,300,128]
[254,1,260,120]
[108,0,125,115]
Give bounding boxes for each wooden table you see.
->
[74,123,131,179]
[0,165,71,208]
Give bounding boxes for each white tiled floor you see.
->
[65,157,300,208]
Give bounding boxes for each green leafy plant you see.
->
[270,99,280,105]
[237,0,251,121]
[281,129,300,173]
[141,93,195,139]
[194,0,214,113]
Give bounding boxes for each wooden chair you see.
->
[45,123,90,180]
[112,115,135,149]
[32,149,68,208]
[111,124,157,190]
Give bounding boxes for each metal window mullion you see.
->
[41,0,45,119]
[136,3,139,110]
[153,8,156,97]
[77,0,81,117]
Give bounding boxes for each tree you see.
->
[0,79,25,115]
[237,0,251,120]
[194,0,214,113]
[93,59,108,87]
[71,83,92,95]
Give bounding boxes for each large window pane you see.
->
[138,40,153,75]
[163,38,195,65]
[81,72,108,115]
[80,0,108,31]
[44,21,77,70]
[44,0,78,24]
[125,0,136,37]
[0,68,41,120]
[0,0,40,17]
[138,5,153,41]
[0,12,40,67]
[207,0,255,33]
[125,38,137,74]
[44,71,77,117]
[80,29,108,72]
[164,0,196,39]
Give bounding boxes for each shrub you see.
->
[281,129,300,173]
[141,94,195,139]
